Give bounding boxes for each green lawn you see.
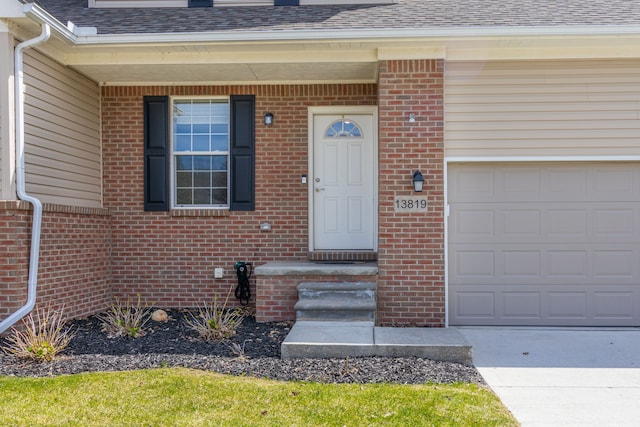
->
[0,368,517,426]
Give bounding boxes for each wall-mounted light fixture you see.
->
[264,112,274,126]
[259,222,272,232]
[412,170,424,192]
[408,113,416,123]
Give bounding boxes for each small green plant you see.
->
[1,306,75,362]
[185,286,246,341]
[227,339,252,360]
[97,296,152,338]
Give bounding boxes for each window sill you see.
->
[170,209,230,217]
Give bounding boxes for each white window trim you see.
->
[170,96,231,210]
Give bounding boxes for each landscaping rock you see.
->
[151,309,169,322]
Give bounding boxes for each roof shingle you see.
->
[32,0,640,35]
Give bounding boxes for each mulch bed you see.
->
[0,309,484,384]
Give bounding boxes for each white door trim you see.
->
[308,106,378,252]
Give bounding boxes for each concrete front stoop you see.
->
[294,282,377,322]
[281,322,473,365]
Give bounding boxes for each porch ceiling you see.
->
[63,42,383,84]
[39,33,640,85]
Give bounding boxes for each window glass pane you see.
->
[192,121,210,134]
[210,102,229,118]
[344,122,361,137]
[192,135,209,152]
[176,189,192,205]
[211,189,227,205]
[192,155,211,170]
[212,172,227,188]
[193,172,210,187]
[175,135,191,152]
[175,123,191,134]
[211,156,227,171]
[176,171,192,187]
[211,123,227,133]
[191,100,210,116]
[176,155,193,170]
[211,134,228,152]
[194,189,211,205]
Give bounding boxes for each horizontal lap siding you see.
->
[23,49,102,207]
[445,60,640,157]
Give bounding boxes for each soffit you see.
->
[8,14,640,85]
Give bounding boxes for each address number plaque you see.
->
[394,196,428,213]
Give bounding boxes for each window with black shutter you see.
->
[143,95,255,211]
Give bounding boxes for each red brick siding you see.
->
[0,202,30,320]
[102,85,377,308]
[0,202,111,324]
[377,59,446,326]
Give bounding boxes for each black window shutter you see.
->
[188,0,212,7]
[143,96,170,211]
[229,95,255,211]
[275,0,299,5]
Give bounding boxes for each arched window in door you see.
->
[325,118,363,138]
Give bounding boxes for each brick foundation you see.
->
[0,201,111,325]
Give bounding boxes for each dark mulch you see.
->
[0,309,484,384]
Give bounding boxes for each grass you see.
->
[0,368,517,426]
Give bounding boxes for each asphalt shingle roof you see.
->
[33,0,640,35]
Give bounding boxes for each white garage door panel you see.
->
[454,286,640,325]
[449,163,640,326]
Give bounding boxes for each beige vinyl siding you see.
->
[0,33,14,200]
[23,49,101,208]
[445,60,640,158]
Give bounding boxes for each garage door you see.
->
[448,162,640,326]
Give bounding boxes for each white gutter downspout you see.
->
[0,24,51,334]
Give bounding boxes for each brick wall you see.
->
[377,59,446,326]
[102,84,377,308]
[0,202,30,320]
[0,201,111,325]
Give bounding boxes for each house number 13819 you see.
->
[394,196,428,213]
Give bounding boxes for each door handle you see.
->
[315,187,325,192]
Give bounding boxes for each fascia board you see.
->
[71,25,640,46]
[22,3,77,44]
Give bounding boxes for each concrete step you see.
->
[297,281,377,292]
[280,321,473,365]
[295,282,376,322]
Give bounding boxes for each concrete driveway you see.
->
[458,327,640,426]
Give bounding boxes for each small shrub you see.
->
[185,286,246,341]
[227,339,251,360]
[1,306,76,362]
[97,296,152,338]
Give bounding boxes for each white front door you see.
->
[311,109,377,250]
